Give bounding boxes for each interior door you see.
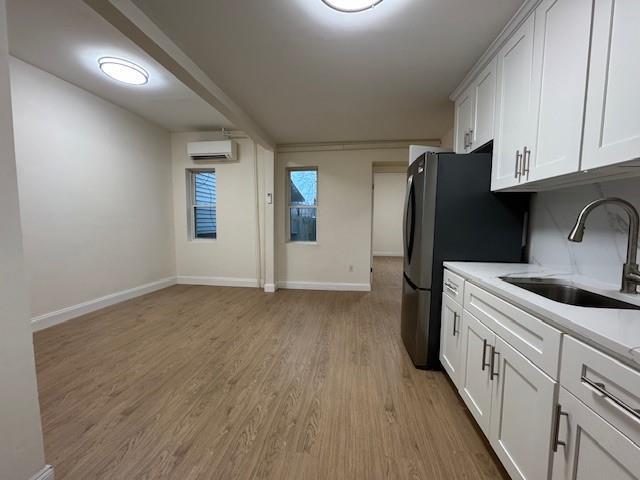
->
[459,310,495,435]
[528,0,592,182]
[439,293,463,388]
[490,337,557,480]
[492,14,536,190]
[582,0,640,170]
[552,388,640,480]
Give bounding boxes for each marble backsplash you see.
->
[527,176,640,287]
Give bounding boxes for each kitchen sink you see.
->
[499,277,640,310]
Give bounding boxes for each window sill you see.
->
[287,241,318,246]
[189,238,217,243]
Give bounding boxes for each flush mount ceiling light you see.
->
[321,0,384,12]
[98,57,149,85]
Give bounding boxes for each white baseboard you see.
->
[177,276,259,288]
[373,251,404,257]
[277,281,371,292]
[29,465,54,480]
[263,283,276,293]
[31,277,177,332]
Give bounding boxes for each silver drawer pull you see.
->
[444,281,458,294]
[490,347,500,380]
[481,339,491,371]
[452,312,459,337]
[581,375,640,421]
[553,404,569,452]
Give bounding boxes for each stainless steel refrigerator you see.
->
[401,152,528,369]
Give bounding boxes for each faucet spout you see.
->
[567,197,640,294]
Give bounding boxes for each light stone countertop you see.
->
[443,262,640,368]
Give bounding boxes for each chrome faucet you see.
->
[568,197,640,294]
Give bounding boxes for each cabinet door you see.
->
[472,57,497,149]
[490,337,557,480]
[454,87,474,153]
[552,388,640,480]
[528,0,592,182]
[583,0,640,170]
[459,310,494,435]
[439,294,463,388]
[492,14,536,190]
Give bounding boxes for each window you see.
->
[189,170,217,239]
[287,168,318,242]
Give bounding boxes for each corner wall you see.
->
[276,147,408,290]
[0,1,47,477]
[10,58,176,330]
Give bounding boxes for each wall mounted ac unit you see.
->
[187,140,238,161]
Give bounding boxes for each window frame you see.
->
[187,169,217,241]
[286,167,318,244]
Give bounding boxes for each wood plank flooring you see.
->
[34,257,507,479]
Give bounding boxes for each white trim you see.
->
[277,139,441,154]
[277,281,371,292]
[31,277,177,332]
[264,283,276,293]
[449,0,541,101]
[373,251,404,257]
[29,465,54,480]
[177,276,259,288]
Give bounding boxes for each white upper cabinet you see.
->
[527,0,592,182]
[454,86,474,153]
[471,57,497,150]
[492,14,536,190]
[582,0,640,170]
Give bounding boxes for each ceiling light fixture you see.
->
[321,0,384,13]
[98,57,149,85]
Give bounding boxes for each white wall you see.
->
[276,147,407,290]
[10,58,176,328]
[0,2,47,478]
[171,132,261,286]
[529,177,640,287]
[372,172,406,256]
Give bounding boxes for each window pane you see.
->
[289,207,317,242]
[194,172,216,206]
[289,170,317,206]
[194,207,217,239]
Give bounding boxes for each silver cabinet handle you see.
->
[444,281,458,294]
[481,339,491,371]
[515,150,523,179]
[581,376,640,421]
[553,404,569,452]
[522,146,531,180]
[464,131,470,150]
[490,346,500,380]
[468,129,474,149]
[452,312,459,337]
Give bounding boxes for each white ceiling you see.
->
[131,0,524,144]
[7,0,234,132]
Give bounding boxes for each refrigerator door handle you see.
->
[403,175,416,263]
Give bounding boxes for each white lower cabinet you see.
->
[443,270,640,480]
[490,337,557,480]
[552,387,640,480]
[459,310,495,435]
[439,293,463,388]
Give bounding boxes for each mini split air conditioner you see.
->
[187,140,238,161]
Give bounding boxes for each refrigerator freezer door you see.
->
[400,274,432,367]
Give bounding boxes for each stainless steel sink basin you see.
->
[499,277,640,310]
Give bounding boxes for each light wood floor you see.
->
[34,257,507,479]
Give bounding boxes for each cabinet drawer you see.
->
[464,282,561,379]
[560,335,640,446]
[443,269,465,305]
